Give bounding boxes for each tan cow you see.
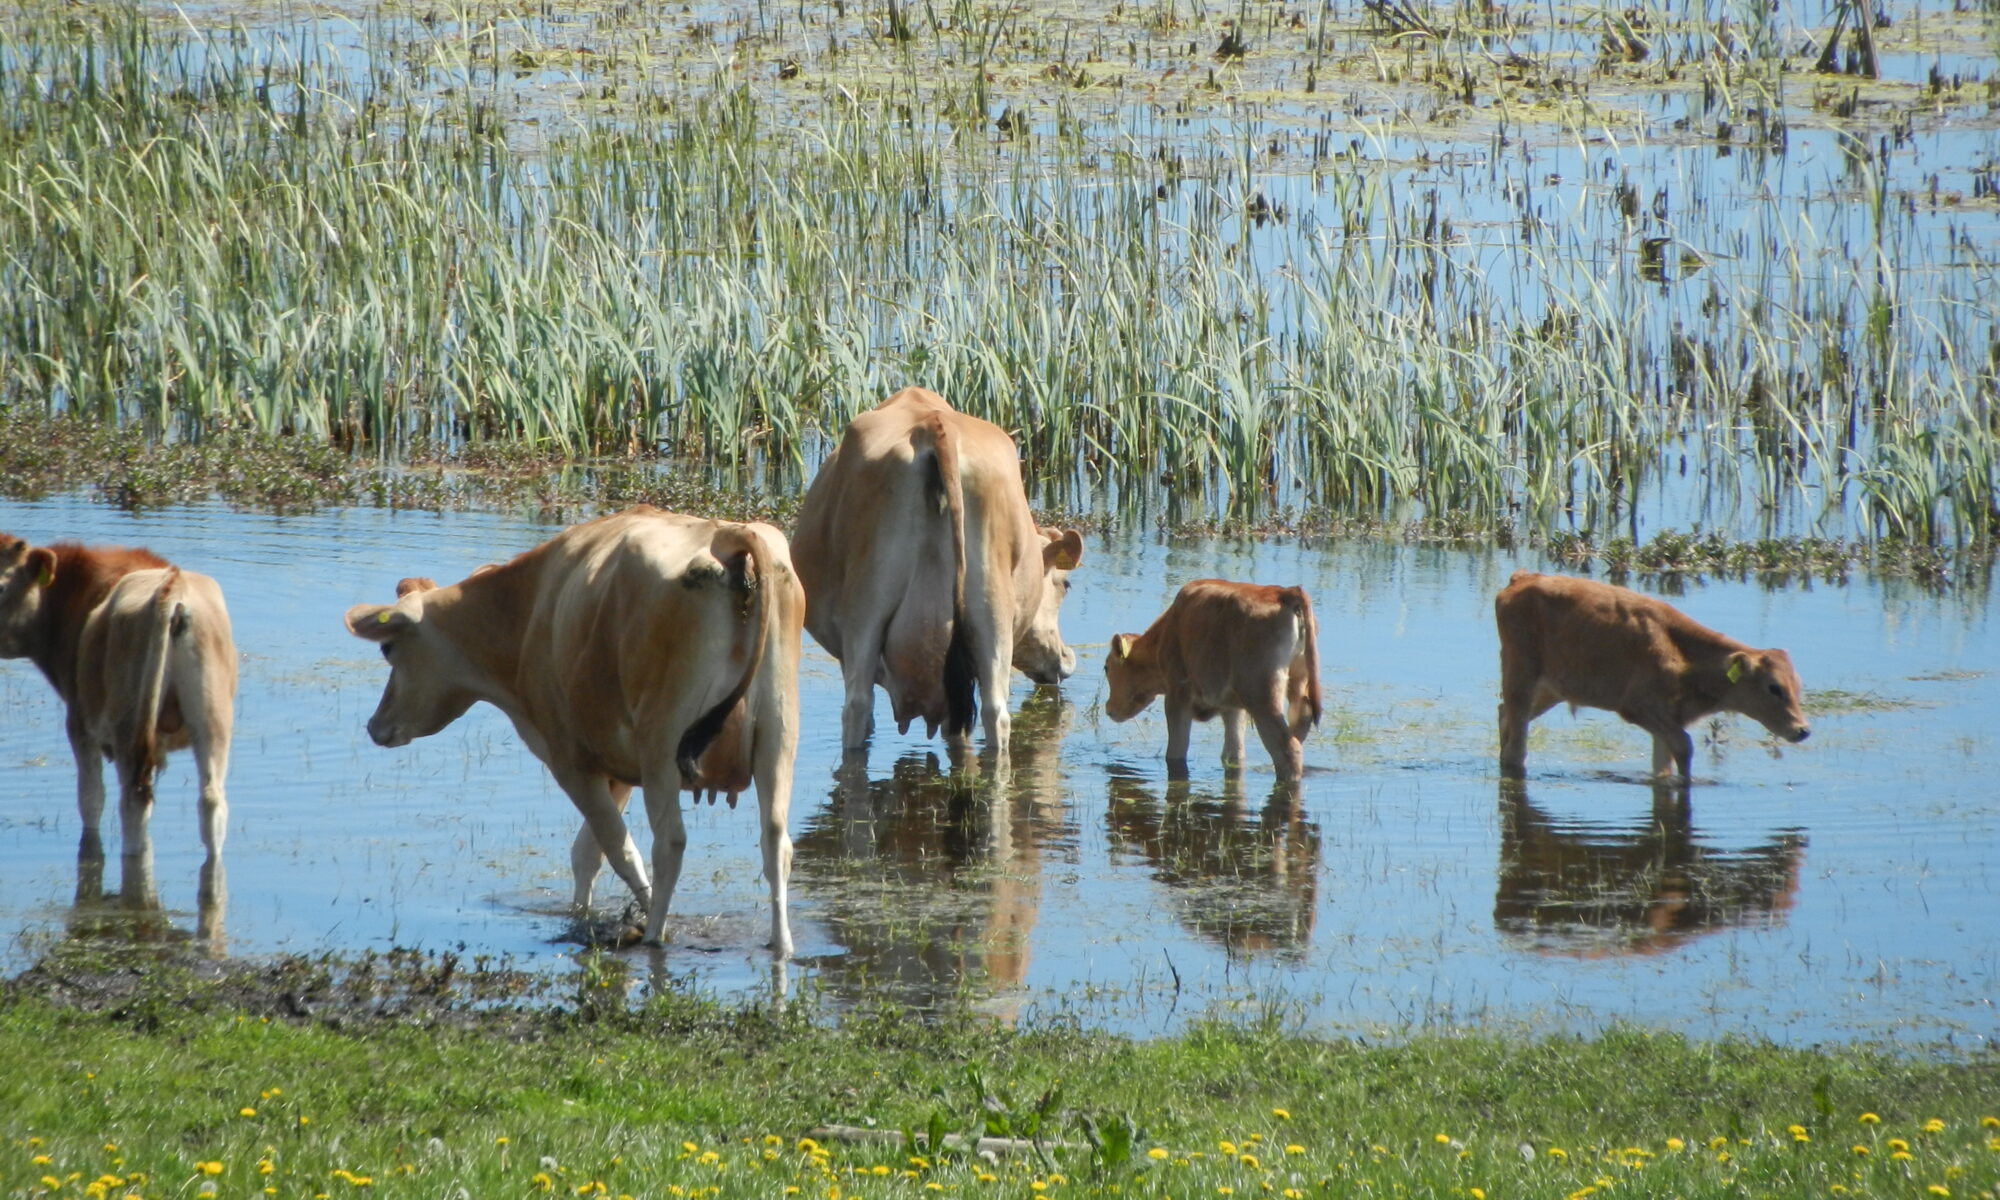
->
[1103,579,1323,780]
[1494,571,1810,780]
[791,387,1084,754]
[343,507,805,955]
[0,535,237,897]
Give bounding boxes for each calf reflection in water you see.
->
[794,689,1073,1017]
[1103,768,1320,956]
[1494,782,1805,956]
[68,832,226,957]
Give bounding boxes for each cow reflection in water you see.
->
[1495,783,1804,956]
[793,689,1073,1016]
[1103,769,1320,956]
[66,831,226,956]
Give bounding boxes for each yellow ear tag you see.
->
[37,566,53,588]
[377,611,392,624]
[1726,659,1744,685]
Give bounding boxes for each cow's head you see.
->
[1014,528,1084,685]
[343,578,479,748]
[1725,648,1811,745]
[1102,632,1163,722]
[0,536,57,659]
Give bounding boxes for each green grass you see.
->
[2,952,1998,1199]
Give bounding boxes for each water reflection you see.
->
[793,689,1074,1015]
[1103,770,1320,956]
[67,831,226,955]
[1494,784,1805,956]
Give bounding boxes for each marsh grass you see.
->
[0,1,1995,545]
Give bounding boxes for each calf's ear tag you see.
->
[1726,658,1744,685]
[377,610,393,625]
[37,566,53,588]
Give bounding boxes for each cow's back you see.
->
[1164,581,1311,711]
[1497,571,1691,710]
[513,509,789,783]
[76,567,236,761]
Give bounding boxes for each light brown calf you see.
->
[1494,571,1810,780]
[1104,579,1322,779]
[0,535,237,897]
[344,507,805,955]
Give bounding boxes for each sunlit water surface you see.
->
[1,495,1995,1046]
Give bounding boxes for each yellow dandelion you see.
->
[1924,1120,1946,1134]
[1982,1117,2000,1129]
[1285,1145,1305,1156]
[241,1108,258,1118]
[1890,1140,1911,1153]
[1220,1142,1238,1156]
[1271,1109,1290,1121]
[1217,1189,1233,1197]
[1859,1114,1881,1125]
[1147,1148,1170,1161]
[532,1173,554,1191]
[797,1139,821,1154]
[1853,1146,1870,1156]
[869,1165,889,1177]
[684,1143,701,1155]
[925,1185,943,1193]
[1665,1139,1684,1152]
[1030,1182,1047,1193]
[1471,1191,1486,1200]
[102,1145,118,1154]
[1795,1132,1812,1144]
[977,1172,997,1184]
[33,1156,53,1167]
[1830,1187,1849,1196]
[1893,1152,1915,1163]
[1434,1134,1451,1146]
[496,1137,510,1147]
[199,1162,225,1176]
[1709,1137,1729,1150]
[1284,1190,1303,1199]
[1238,1154,1259,1169]
[1926,1188,1949,1197]
[1788,1125,1808,1136]
[1050,1175,1067,1185]
[1548,1147,1568,1161]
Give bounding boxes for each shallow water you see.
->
[1,494,1995,1045]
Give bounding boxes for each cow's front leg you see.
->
[1220,709,1246,769]
[568,781,634,909]
[1649,726,1694,780]
[67,714,105,856]
[1163,692,1194,780]
[978,633,1012,754]
[640,765,689,945]
[556,770,651,914]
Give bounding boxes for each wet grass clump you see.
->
[1545,528,1990,590]
[1,950,1997,1200]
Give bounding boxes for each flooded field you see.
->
[2,494,1995,1046]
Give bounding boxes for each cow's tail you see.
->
[1286,586,1323,735]
[921,411,977,739]
[676,525,771,780]
[133,568,186,773]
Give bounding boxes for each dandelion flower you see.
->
[1471,1190,1486,1200]
[1924,1120,1946,1134]
[1665,1139,1684,1152]
[1853,1146,1870,1156]
[1147,1149,1170,1161]
[1030,1182,1046,1193]
[1889,1140,1911,1153]
[1788,1126,1808,1136]
[1238,1154,1259,1169]
[1859,1114,1881,1126]
[496,1137,510,1147]
[1217,1189,1234,1196]
[1893,1152,1915,1163]
[1284,1190,1304,1198]
[1547,1147,1568,1161]
[1981,1117,1999,1129]
[1271,1109,1290,1121]
[241,1108,258,1118]
[1926,1187,1949,1197]
[1434,1134,1451,1146]
[1285,1145,1305,1156]
[32,1156,52,1167]
[199,1162,225,1176]
[1220,1142,1237,1157]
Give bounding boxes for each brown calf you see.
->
[1104,579,1322,780]
[1494,571,1809,780]
[0,535,237,896]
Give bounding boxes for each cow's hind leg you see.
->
[838,622,885,751]
[1249,701,1305,782]
[67,713,106,859]
[752,726,796,958]
[568,782,634,909]
[112,752,160,910]
[640,764,690,945]
[1498,680,1559,779]
[189,711,231,861]
[556,770,651,915]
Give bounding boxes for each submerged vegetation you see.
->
[1,950,1997,1200]
[1,0,1997,545]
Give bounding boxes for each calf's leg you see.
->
[1221,710,1246,769]
[1163,692,1194,780]
[1649,725,1695,780]
[1250,705,1304,781]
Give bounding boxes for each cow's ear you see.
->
[1725,652,1748,686]
[395,577,438,598]
[345,604,413,642]
[26,547,55,589]
[1111,633,1133,661]
[1044,528,1083,572]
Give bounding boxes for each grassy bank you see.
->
[2,952,1997,1200]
